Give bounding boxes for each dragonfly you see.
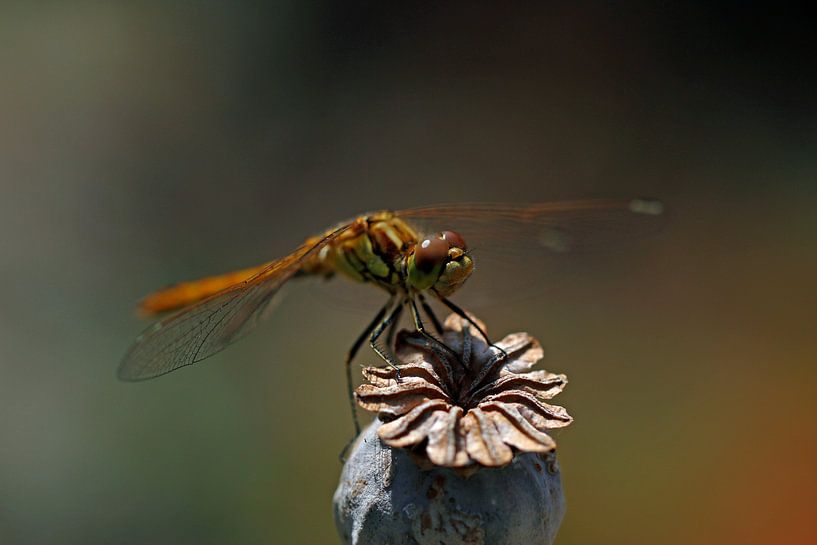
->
[119,199,664,434]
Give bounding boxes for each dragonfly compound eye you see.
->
[415,237,449,273]
[441,230,467,251]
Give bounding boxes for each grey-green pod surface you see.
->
[333,420,565,545]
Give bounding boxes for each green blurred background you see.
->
[1,3,815,544]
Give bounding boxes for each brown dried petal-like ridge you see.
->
[355,313,573,468]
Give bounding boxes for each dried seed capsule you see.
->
[334,421,565,545]
[334,313,572,545]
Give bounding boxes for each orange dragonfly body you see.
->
[138,211,440,316]
[120,200,663,432]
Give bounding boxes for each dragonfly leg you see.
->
[417,292,444,335]
[437,295,508,360]
[409,296,467,372]
[345,295,395,436]
[340,300,405,462]
[369,301,405,376]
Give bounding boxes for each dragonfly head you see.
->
[407,230,473,297]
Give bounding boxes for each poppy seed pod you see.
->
[334,314,571,545]
[334,421,565,545]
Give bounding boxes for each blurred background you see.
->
[1,2,815,544]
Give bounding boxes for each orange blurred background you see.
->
[1,3,815,544]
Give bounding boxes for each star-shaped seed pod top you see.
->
[356,313,573,468]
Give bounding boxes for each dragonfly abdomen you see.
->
[138,263,272,315]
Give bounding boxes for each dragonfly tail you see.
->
[137,262,274,316]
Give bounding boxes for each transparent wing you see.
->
[395,198,666,306]
[396,199,665,254]
[118,225,350,381]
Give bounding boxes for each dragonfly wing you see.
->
[395,199,666,306]
[118,225,349,380]
[396,199,666,255]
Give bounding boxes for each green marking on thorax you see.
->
[353,233,391,279]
